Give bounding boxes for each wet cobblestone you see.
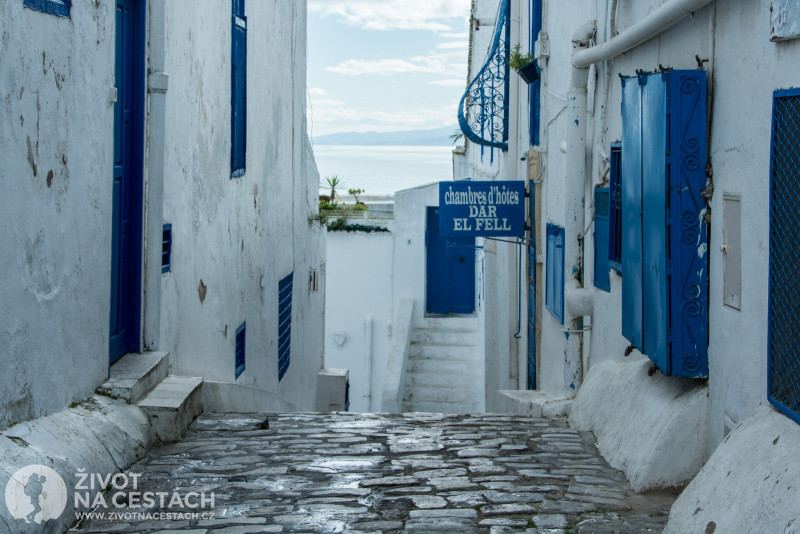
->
[69,412,675,533]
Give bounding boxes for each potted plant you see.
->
[507,44,539,84]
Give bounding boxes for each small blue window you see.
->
[594,188,611,292]
[278,272,293,381]
[235,322,246,379]
[545,223,565,323]
[608,143,622,273]
[230,0,247,178]
[161,224,172,274]
[23,0,70,18]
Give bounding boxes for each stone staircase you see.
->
[98,352,203,442]
[402,316,485,413]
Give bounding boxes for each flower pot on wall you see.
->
[517,60,539,84]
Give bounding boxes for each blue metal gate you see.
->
[769,88,800,424]
[426,206,475,314]
[109,0,145,364]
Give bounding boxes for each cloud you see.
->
[437,41,468,50]
[438,32,469,39]
[308,0,470,31]
[308,87,328,97]
[429,79,467,87]
[326,51,465,77]
[307,97,458,136]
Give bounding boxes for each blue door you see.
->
[109,0,144,364]
[426,206,475,314]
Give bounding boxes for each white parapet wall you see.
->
[664,404,800,534]
[381,298,415,413]
[569,354,709,491]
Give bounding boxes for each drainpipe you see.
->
[143,0,169,351]
[563,0,715,392]
[364,316,373,411]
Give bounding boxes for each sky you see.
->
[306,0,472,137]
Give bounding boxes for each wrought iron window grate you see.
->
[457,0,510,160]
[608,143,622,272]
[278,272,293,382]
[769,88,800,424]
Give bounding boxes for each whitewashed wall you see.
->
[324,230,393,413]
[158,1,324,410]
[0,1,116,428]
[531,0,800,452]
[0,0,324,429]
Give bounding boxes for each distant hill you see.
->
[313,125,458,146]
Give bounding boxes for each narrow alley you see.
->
[70,412,673,534]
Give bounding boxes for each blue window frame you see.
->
[278,272,293,381]
[230,0,247,178]
[161,224,172,273]
[235,322,246,379]
[608,143,622,272]
[528,0,542,146]
[594,188,611,292]
[768,87,800,424]
[545,223,565,323]
[23,0,70,18]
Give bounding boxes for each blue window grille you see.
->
[278,272,293,381]
[545,223,565,323]
[608,142,622,272]
[768,88,800,424]
[23,0,70,18]
[161,224,172,274]
[620,70,708,378]
[230,0,247,178]
[235,322,246,379]
[594,188,611,292]
[528,0,542,146]
[457,0,510,161]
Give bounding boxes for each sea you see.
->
[311,145,454,197]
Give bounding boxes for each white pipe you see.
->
[363,316,373,411]
[143,0,168,350]
[562,0,714,394]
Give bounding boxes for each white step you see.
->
[406,358,483,375]
[403,384,484,405]
[418,316,479,331]
[404,371,482,389]
[409,342,481,361]
[138,376,203,442]
[401,400,484,414]
[411,329,480,346]
[98,352,169,403]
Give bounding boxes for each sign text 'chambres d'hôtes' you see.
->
[438,180,526,238]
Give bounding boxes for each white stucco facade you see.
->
[0,0,324,430]
[464,0,800,502]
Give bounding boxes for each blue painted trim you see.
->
[23,0,70,18]
[235,322,246,379]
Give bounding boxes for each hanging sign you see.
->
[439,180,526,237]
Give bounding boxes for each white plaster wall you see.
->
[324,230,393,413]
[158,1,324,410]
[0,2,116,429]
[534,0,800,455]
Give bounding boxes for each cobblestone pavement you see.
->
[70,412,676,533]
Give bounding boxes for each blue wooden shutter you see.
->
[621,76,644,350]
[231,0,247,178]
[594,188,610,292]
[235,322,246,379]
[545,223,564,323]
[529,0,542,146]
[278,273,293,381]
[666,70,708,378]
[608,143,622,271]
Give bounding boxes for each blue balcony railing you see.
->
[458,0,510,158]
